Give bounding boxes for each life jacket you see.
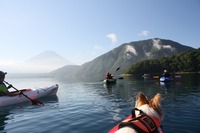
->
[118,108,162,133]
[106,73,109,79]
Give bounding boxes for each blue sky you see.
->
[0,0,200,66]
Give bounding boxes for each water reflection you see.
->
[0,110,10,132]
[160,82,171,88]
[0,95,59,132]
[103,83,116,95]
[39,95,59,104]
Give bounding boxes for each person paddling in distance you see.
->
[0,71,21,96]
[163,70,171,78]
[106,72,114,79]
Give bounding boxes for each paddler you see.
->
[0,71,20,96]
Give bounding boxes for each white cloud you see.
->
[138,30,150,36]
[163,45,172,49]
[125,45,138,55]
[152,39,162,49]
[163,45,176,51]
[106,33,117,44]
[152,39,176,51]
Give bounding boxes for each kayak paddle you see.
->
[4,81,44,106]
[115,67,120,72]
[113,67,121,78]
[112,67,120,75]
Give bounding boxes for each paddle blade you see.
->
[153,76,160,79]
[115,67,120,72]
[31,99,44,106]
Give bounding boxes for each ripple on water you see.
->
[162,92,200,132]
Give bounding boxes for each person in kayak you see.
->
[0,71,20,96]
[106,72,113,79]
[163,70,171,78]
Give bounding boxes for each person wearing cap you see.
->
[0,71,20,96]
[163,70,171,78]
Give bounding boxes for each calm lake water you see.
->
[0,73,200,133]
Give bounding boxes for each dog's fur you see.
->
[115,92,164,133]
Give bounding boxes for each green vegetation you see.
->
[124,49,200,75]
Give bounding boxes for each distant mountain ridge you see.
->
[57,38,195,80]
[20,51,74,73]
[7,51,74,73]
[24,51,73,65]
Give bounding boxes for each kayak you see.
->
[108,115,132,133]
[103,79,116,84]
[0,84,58,107]
[160,77,173,82]
[142,74,150,78]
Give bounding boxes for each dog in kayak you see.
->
[115,92,164,133]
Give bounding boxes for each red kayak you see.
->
[108,115,132,133]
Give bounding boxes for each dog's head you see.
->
[114,92,164,133]
[135,91,163,121]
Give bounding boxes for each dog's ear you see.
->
[152,93,162,103]
[135,92,149,107]
[138,92,149,101]
[149,93,163,117]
